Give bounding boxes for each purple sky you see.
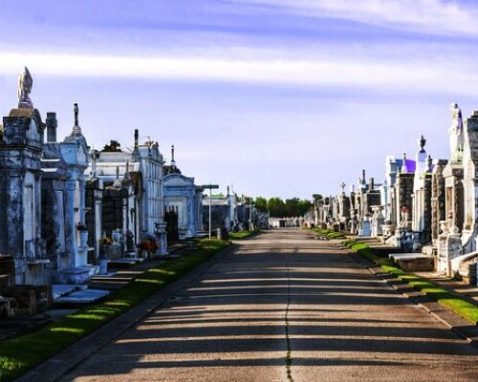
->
[1,0,478,198]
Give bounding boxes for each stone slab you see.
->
[52,284,86,300]
[54,288,110,304]
[388,253,433,260]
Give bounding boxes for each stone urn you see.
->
[112,230,121,245]
[99,243,110,275]
[99,258,108,275]
[79,230,88,248]
[439,220,449,235]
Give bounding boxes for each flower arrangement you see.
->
[138,239,158,252]
[99,236,113,246]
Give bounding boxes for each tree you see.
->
[312,194,323,206]
[268,197,286,217]
[285,198,300,217]
[255,197,268,212]
[298,199,312,216]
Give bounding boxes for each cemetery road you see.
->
[59,229,478,381]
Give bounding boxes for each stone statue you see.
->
[18,67,33,109]
[449,103,464,162]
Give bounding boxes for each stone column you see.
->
[64,180,78,268]
[187,196,195,237]
[423,174,433,244]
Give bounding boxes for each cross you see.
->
[340,181,346,193]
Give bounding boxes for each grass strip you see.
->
[344,239,478,325]
[0,239,230,382]
[312,228,345,240]
[228,230,258,240]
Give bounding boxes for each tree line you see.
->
[254,196,312,218]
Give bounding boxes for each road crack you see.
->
[285,249,295,382]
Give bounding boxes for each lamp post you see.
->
[202,184,219,239]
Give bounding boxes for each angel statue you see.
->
[449,102,464,162]
[18,67,33,109]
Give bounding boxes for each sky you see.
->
[1,0,478,199]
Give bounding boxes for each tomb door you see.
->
[23,172,35,260]
[446,187,453,223]
[456,181,465,233]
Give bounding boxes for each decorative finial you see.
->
[113,165,122,188]
[74,103,79,126]
[171,144,176,166]
[71,103,82,136]
[418,135,426,152]
[427,155,433,172]
[401,153,408,173]
[134,129,139,149]
[18,67,33,109]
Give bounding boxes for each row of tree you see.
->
[254,196,313,218]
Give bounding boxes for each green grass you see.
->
[312,228,346,240]
[228,230,258,240]
[344,239,478,324]
[0,239,230,382]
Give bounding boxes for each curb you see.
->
[14,244,237,382]
[346,250,478,349]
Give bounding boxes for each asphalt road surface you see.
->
[59,229,478,381]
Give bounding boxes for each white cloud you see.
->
[0,50,477,96]
[231,0,478,37]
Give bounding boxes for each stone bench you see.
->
[389,253,434,272]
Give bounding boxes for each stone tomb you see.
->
[0,108,48,286]
[41,105,92,284]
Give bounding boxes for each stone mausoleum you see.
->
[163,146,204,238]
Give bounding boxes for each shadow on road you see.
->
[60,229,478,381]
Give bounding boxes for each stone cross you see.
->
[72,103,82,136]
[340,181,346,193]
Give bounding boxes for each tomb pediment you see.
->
[164,174,194,187]
[2,109,44,149]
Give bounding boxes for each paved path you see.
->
[58,229,478,381]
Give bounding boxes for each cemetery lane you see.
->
[58,229,478,382]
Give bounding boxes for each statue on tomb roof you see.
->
[18,67,33,109]
[449,103,464,162]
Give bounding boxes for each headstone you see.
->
[359,216,372,237]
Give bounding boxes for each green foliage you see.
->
[254,197,268,212]
[266,196,312,218]
[267,197,286,217]
[346,240,478,324]
[228,230,258,239]
[312,194,323,205]
[0,239,230,382]
[313,228,345,240]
